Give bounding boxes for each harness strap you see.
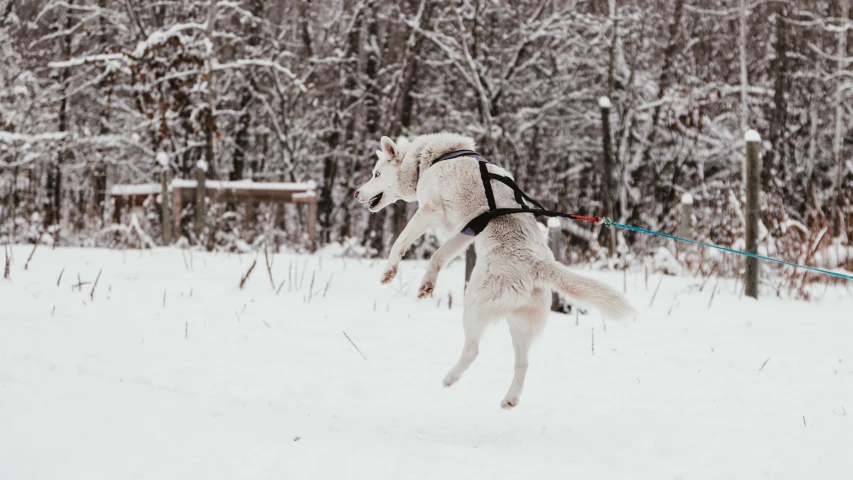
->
[431,149,484,165]
[489,174,545,210]
[462,209,600,236]
[478,161,497,211]
[427,149,586,237]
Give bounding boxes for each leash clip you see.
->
[598,217,613,228]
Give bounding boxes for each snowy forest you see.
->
[0,0,851,267]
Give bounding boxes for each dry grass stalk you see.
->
[649,276,663,307]
[591,328,595,356]
[322,275,333,297]
[56,267,65,286]
[72,273,91,291]
[263,242,275,289]
[759,357,770,371]
[342,330,368,361]
[307,271,316,302]
[181,249,191,271]
[239,259,257,289]
[89,269,103,300]
[299,259,308,288]
[24,233,42,270]
[699,262,719,292]
[3,245,10,279]
[707,281,718,308]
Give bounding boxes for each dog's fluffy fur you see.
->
[355,132,636,408]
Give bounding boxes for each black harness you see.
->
[428,149,601,236]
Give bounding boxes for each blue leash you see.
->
[599,218,853,281]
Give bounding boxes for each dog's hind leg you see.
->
[442,302,495,388]
[501,291,549,409]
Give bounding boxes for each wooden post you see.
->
[744,130,761,299]
[548,218,568,312]
[160,169,171,244]
[157,152,171,244]
[307,198,317,252]
[677,192,693,258]
[112,196,123,224]
[464,244,475,293]
[600,96,616,258]
[195,161,207,240]
[171,184,182,240]
[678,193,693,238]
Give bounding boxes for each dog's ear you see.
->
[380,136,399,160]
[375,150,383,158]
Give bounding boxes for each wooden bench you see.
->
[108,179,318,250]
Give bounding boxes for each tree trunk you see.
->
[362,5,387,255]
[204,0,219,180]
[738,0,750,133]
[766,2,788,193]
[832,0,850,210]
[47,0,76,237]
[632,0,683,220]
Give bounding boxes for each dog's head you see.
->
[354,136,407,212]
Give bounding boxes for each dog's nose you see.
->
[354,190,360,199]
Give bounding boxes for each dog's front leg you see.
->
[380,204,437,285]
[417,231,475,298]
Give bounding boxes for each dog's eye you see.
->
[373,171,380,178]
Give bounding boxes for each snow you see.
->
[133,22,208,57]
[107,180,316,199]
[48,53,126,69]
[681,192,694,205]
[196,159,209,173]
[744,129,762,142]
[156,152,169,168]
[170,179,315,192]
[108,184,160,196]
[546,217,562,229]
[2,246,852,479]
[598,96,612,108]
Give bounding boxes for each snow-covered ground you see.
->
[1,246,851,479]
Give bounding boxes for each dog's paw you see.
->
[417,280,435,299]
[442,372,459,388]
[380,265,398,285]
[500,396,520,409]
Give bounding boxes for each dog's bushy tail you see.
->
[543,261,637,320]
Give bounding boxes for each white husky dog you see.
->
[355,132,635,408]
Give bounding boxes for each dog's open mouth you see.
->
[369,192,383,209]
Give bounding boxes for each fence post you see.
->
[158,152,171,244]
[744,130,761,299]
[599,96,616,258]
[195,160,207,240]
[307,198,317,252]
[677,192,693,258]
[548,218,568,312]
